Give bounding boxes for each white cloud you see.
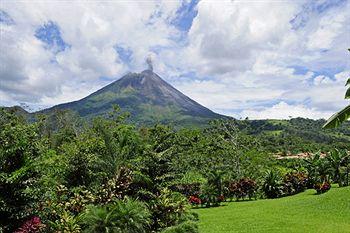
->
[170,0,350,119]
[241,101,334,120]
[313,75,332,85]
[0,0,349,120]
[181,0,298,76]
[0,24,63,101]
[307,8,348,50]
[0,1,181,106]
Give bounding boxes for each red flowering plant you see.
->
[314,182,331,194]
[14,216,45,233]
[188,196,201,205]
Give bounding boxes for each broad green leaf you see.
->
[323,104,350,129]
[346,78,350,86]
[346,87,350,99]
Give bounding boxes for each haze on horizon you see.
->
[0,0,349,120]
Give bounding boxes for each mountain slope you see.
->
[40,69,224,126]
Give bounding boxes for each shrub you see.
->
[283,172,308,196]
[339,165,350,187]
[161,221,199,233]
[49,211,81,233]
[199,184,222,207]
[198,185,212,207]
[14,216,45,233]
[199,170,225,207]
[240,178,257,199]
[39,185,96,223]
[150,188,189,229]
[170,183,201,197]
[262,170,284,199]
[314,182,331,194]
[228,178,257,201]
[80,205,115,232]
[176,171,206,185]
[95,167,133,204]
[79,198,151,233]
[188,196,201,205]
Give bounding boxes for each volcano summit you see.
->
[40,69,223,126]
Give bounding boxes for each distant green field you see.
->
[263,130,283,136]
[266,119,290,126]
[194,186,350,233]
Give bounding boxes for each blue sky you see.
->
[35,21,70,53]
[0,0,349,119]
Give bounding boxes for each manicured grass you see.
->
[194,186,350,233]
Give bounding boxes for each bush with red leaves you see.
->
[14,216,45,233]
[228,178,257,200]
[314,182,331,194]
[188,196,201,205]
[283,172,308,196]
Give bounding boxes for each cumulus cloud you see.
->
[181,0,298,76]
[0,23,63,102]
[241,101,334,120]
[170,0,350,119]
[0,0,349,119]
[0,1,181,108]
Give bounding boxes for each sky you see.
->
[0,0,349,119]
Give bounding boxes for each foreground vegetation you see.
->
[323,53,350,129]
[0,106,349,232]
[195,186,350,233]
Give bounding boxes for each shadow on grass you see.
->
[191,199,258,209]
[191,203,229,209]
[226,199,258,202]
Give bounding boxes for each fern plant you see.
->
[79,198,151,233]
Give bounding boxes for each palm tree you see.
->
[323,49,350,128]
[79,198,151,233]
[79,205,117,232]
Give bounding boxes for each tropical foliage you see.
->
[323,49,350,128]
[0,106,349,232]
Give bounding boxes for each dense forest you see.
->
[0,107,349,232]
[236,118,350,154]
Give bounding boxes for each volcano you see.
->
[39,69,224,126]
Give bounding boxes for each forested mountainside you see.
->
[235,118,350,153]
[36,70,224,127]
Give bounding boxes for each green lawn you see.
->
[194,186,350,233]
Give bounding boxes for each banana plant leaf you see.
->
[323,104,350,129]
